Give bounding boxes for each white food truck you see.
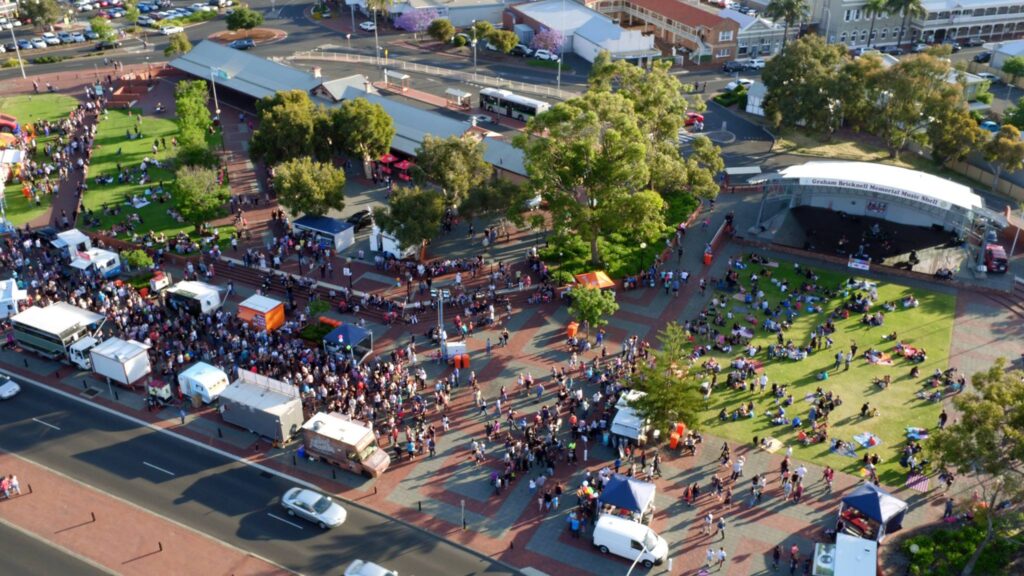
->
[177,361,230,404]
[89,337,152,387]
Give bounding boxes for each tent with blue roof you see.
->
[598,474,656,515]
[838,483,908,542]
[323,323,373,364]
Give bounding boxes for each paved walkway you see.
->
[0,452,287,576]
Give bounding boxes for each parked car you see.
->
[943,39,962,52]
[346,209,373,231]
[0,376,20,400]
[964,37,985,47]
[3,42,16,52]
[359,21,375,31]
[17,39,32,50]
[510,43,533,57]
[41,32,61,45]
[980,120,1000,133]
[533,49,559,61]
[136,15,153,26]
[724,78,754,91]
[30,37,48,49]
[228,38,255,50]
[885,47,904,56]
[985,243,1008,273]
[976,72,1001,83]
[746,58,766,70]
[71,32,86,42]
[685,112,705,126]
[974,51,992,63]
[911,43,929,53]
[280,487,347,529]
[160,25,184,35]
[722,60,747,72]
[344,559,397,576]
[484,41,498,51]
[95,39,122,50]
[56,32,73,43]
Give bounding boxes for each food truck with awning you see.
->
[293,215,355,252]
[237,294,286,332]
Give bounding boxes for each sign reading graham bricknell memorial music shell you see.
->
[800,177,951,211]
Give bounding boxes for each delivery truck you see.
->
[165,280,223,315]
[177,361,229,404]
[218,370,304,443]
[301,412,391,478]
[10,302,105,365]
[89,337,152,387]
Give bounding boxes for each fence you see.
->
[289,50,581,101]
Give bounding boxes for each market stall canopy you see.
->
[325,323,372,349]
[575,271,615,289]
[379,153,398,164]
[598,474,656,513]
[840,483,908,541]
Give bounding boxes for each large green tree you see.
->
[273,157,347,216]
[172,166,230,231]
[488,29,519,54]
[89,17,115,41]
[372,186,445,251]
[983,125,1024,192]
[1001,97,1024,131]
[628,322,704,438]
[763,0,809,49]
[333,97,395,177]
[887,0,926,48]
[927,95,985,165]
[567,285,619,339]
[19,0,61,27]
[250,90,330,165]
[226,6,264,34]
[459,178,532,226]
[514,91,662,265]
[427,18,455,43]
[124,2,140,27]
[928,359,1024,576]
[763,34,849,135]
[413,135,492,206]
[174,79,212,140]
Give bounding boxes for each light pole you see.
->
[209,68,221,121]
[556,0,565,91]
[2,5,26,79]
[638,241,647,275]
[471,20,478,74]
[346,33,351,49]
[372,8,380,66]
[350,2,355,35]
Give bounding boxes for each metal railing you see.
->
[289,49,581,101]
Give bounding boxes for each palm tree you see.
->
[887,0,927,48]
[864,0,887,48]
[764,0,810,50]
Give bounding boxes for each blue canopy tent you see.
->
[598,474,656,519]
[838,483,908,542]
[322,323,373,364]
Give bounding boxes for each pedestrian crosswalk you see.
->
[678,128,696,146]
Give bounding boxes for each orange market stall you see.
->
[574,271,616,290]
[237,294,286,332]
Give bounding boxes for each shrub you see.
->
[33,56,66,64]
[122,249,154,271]
[2,57,19,68]
[550,269,575,287]
[901,523,1020,576]
[299,320,337,342]
[452,34,467,47]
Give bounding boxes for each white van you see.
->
[593,515,668,568]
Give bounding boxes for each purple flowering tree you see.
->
[394,8,440,39]
[530,28,564,53]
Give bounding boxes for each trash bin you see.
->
[703,252,713,266]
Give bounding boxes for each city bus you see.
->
[478,88,551,122]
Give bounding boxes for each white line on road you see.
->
[31,418,61,431]
[267,513,304,530]
[142,461,175,476]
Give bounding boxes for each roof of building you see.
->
[922,0,1017,10]
[408,0,504,8]
[993,38,1024,57]
[169,41,320,100]
[514,0,608,32]
[318,74,374,101]
[481,137,527,176]
[777,161,984,212]
[630,0,727,29]
[11,302,104,335]
[870,53,983,84]
[719,8,781,31]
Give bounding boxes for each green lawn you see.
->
[694,258,955,483]
[0,93,79,226]
[78,108,233,245]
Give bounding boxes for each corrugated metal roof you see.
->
[169,41,320,100]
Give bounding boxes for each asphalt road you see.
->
[0,375,515,576]
[0,520,114,576]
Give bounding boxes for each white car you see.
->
[359,21,376,32]
[281,487,347,529]
[0,376,21,400]
[31,37,48,49]
[344,559,397,576]
[42,32,61,45]
[160,25,184,35]
[977,72,1001,83]
[533,49,559,61]
[746,58,766,70]
[724,78,754,91]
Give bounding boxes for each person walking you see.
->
[705,547,715,568]
[716,547,728,569]
[703,511,714,535]
[939,409,948,429]
[716,515,726,540]
[822,466,834,491]
[943,497,955,519]
[8,474,19,496]
[772,544,782,570]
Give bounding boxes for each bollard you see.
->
[90,512,96,523]
[83,380,88,389]
[27,484,32,495]
[374,486,378,495]
[668,557,673,573]
[217,427,223,438]
[24,358,28,367]
[292,455,296,466]
[158,542,163,553]
[114,390,119,400]
[332,469,336,479]
[418,501,422,512]
[510,542,514,550]
[463,519,467,531]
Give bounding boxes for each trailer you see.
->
[10,303,104,364]
[166,280,222,315]
[89,337,152,387]
[177,361,229,404]
[219,370,303,443]
[237,294,286,332]
[302,412,390,478]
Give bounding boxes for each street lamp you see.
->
[2,3,26,79]
[471,20,478,74]
[346,33,351,49]
[372,7,380,66]
[638,241,647,275]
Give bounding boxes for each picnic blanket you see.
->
[832,443,859,458]
[803,392,819,403]
[906,474,930,492]
[854,432,882,448]
[732,293,748,302]
[906,427,929,440]
[866,353,894,366]
[131,198,151,209]
[900,346,920,359]
[761,438,783,453]
[747,358,764,373]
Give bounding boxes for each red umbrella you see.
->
[380,165,392,174]
[393,159,412,170]
[379,153,398,164]
[397,172,411,181]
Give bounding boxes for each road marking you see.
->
[142,461,175,476]
[32,418,61,431]
[267,513,304,530]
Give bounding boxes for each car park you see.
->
[280,487,347,529]
[510,43,532,57]
[346,209,373,231]
[228,38,255,50]
[0,376,20,400]
[724,78,754,91]
[42,32,61,45]
[359,21,375,31]
[722,60,747,72]
[160,25,184,35]
[533,49,559,61]
[974,51,992,63]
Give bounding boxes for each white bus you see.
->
[479,88,551,122]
